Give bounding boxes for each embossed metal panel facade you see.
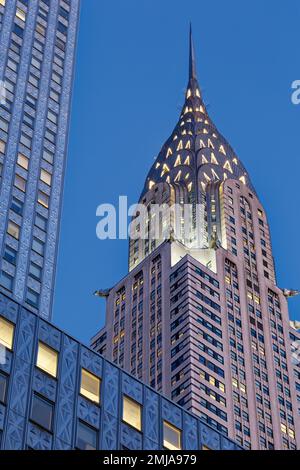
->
[0,291,241,450]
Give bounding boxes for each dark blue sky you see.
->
[53,0,300,344]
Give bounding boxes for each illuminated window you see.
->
[161,163,170,177]
[202,445,211,450]
[176,140,183,151]
[17,153,29,170]
[0,139,5,153]
[211,153,218,165]
[163,421,181,450]
[7,221,20,239]
[219,145,226,155]
[232,378,238,388]
[80,368,100,404]
[280,423,287,434]
[0,316,14,350]
[174,155,181,167]
[36,342,58,378]
[166,147,173,158]
[208,139,214,149]
[122,395,142,431]
[288,429,295,439]
[37,190,49,208]
[0,0,6,7]
[223,160,233,174]
[40,169,52,186]
[16,8,26,21]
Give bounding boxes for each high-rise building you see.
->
[0,289,241,451]
[92,29,300,450]
[0,0,80,320]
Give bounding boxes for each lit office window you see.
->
[0,316,14,350]
[76,421,97,450]
[7,221,20,240]
[37,191,49,208]
[122,395,142,431]
[17,153,29,170]
[36,342,58,378]
[40,169,52,186]
[80,368,100,404]
[31,394,53,431]
[163,421,182,450]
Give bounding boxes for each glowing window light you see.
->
[174,170,181,182]
[184,155,190,165]
[212,169,219,180]
[176,140,183,151]
[208,139,214,149]
[161,164,170,177]
[166,147,173,158]
[211,153,218,165]
[219,145,226,155]
[174,155,181,167]
[223,160,233,173]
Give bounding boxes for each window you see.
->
[26,289,39,308]
[163,421,181,450]
[37,191,49,208]
[40,169,51,186]
[122,395,142,431]
[29,262,42,280]
[3,246,17,265]
[16,8,26,21]
[80,368,100,404]
[43,149,54,165]
[32,238,44,256]
[0,373,7,404]
[17,153,29,170]
[14,174,26,191]
[35,214,47,231]
[0,317,14,350]
[11,197,23,215]
[31,394,53,431]
[7,221,20,240]
[36,342,58,377]
[76,421,97,450]
[0,271,13,291]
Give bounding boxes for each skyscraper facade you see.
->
[0,0,80,320]
[92,30,300,450]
